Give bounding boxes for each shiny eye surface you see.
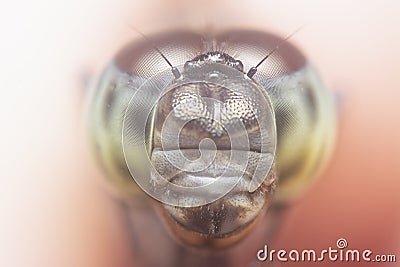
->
[86,29,335,248]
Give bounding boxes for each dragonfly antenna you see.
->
[128,25,182,79]
[247,26,303,78]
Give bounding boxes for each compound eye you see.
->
[114,30,204,77]
[215,30,306,79]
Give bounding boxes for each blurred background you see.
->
[0,0,399,266]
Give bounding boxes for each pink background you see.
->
[1,0,399,266]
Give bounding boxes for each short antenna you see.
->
[247,26,303,78]
[128,25,182,79]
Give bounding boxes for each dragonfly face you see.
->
[86,29,335,248]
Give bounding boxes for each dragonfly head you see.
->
[147,56,277,248]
